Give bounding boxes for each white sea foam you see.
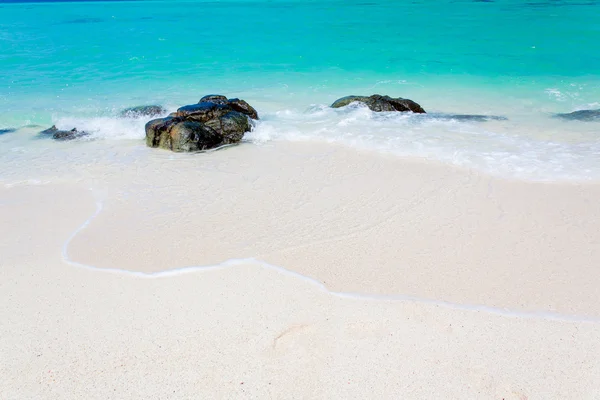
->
[3,102,596,183]
[53,114,165,141]
[246,104,600,181]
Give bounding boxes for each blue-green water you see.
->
[1,0,600,180]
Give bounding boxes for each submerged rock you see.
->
[145,95,258,152]
[433,114,508,122]
[331,94,426,113]
[554,109,600,121]
[120,105,167,118]
[39,125,89,141]
[0,128,15,135]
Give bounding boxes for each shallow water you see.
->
[1,0,599,181]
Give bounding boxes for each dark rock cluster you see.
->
[145,95,259,152]
[119,105,167,118]
[330,95,511,121]
[331,94,426,113]
[40,125,89,141]
[554,109,600,121]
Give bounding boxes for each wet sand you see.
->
[2,142,600,398]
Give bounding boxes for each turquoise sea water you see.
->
[1,0,600,180]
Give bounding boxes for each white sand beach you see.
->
[2,141,600,398]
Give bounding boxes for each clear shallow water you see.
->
[1,0,599,181]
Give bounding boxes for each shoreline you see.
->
[57,193,600,323]
[70,141,600,316]
[2,140,600,398]
[2,140,599,317]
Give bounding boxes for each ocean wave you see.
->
[53,112,169,141]
[28,103,600,182]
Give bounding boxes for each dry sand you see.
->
[2,141,600,398]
